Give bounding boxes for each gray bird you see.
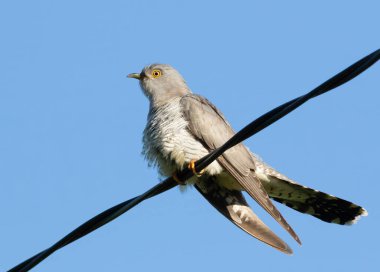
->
[128,64,367,254]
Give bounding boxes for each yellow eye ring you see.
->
[152,69,162,78]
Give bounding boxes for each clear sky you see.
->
[1,1,379,271]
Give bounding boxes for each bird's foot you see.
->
[188,160,205,177]
[172,172,186,185]
[172,160,205,185]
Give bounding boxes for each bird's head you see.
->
[128,64,191,106]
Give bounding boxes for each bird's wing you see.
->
[250,153,368,224]
[195,177,293,254]
[180,94,301,244]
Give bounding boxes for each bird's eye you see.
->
[152,69,162,78]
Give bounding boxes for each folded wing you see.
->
[195,178,293,254]
[180,94,301,245]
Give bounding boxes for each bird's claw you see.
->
[172,172,185,185]
[171,160,204,185]
[188,160,205,177]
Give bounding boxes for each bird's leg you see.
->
[172,171,186,185]
[188,159,205,177]
[172,160,205,185]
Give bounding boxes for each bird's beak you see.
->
[127,73,141,80]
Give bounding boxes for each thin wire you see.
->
[195,48,380,172]
[8,48,380,272]
[9,180,177,272]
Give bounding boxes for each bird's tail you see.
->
[265,176,368,225]
[195,177,293,254]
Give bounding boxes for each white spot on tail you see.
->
[345,208,368,225]
[232,205,252,223]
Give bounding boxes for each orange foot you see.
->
[172,160,205,185]
[172,172,185,185]
[188,159,205,177]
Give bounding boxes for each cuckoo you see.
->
[128,64,367,254]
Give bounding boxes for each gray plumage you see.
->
[128,64,367,254]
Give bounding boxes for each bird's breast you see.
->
[142,98,223,177]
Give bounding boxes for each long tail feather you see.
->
[195,178,293,254]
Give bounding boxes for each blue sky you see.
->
[1,1,379,271]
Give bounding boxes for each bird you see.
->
[128,64,368,254]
